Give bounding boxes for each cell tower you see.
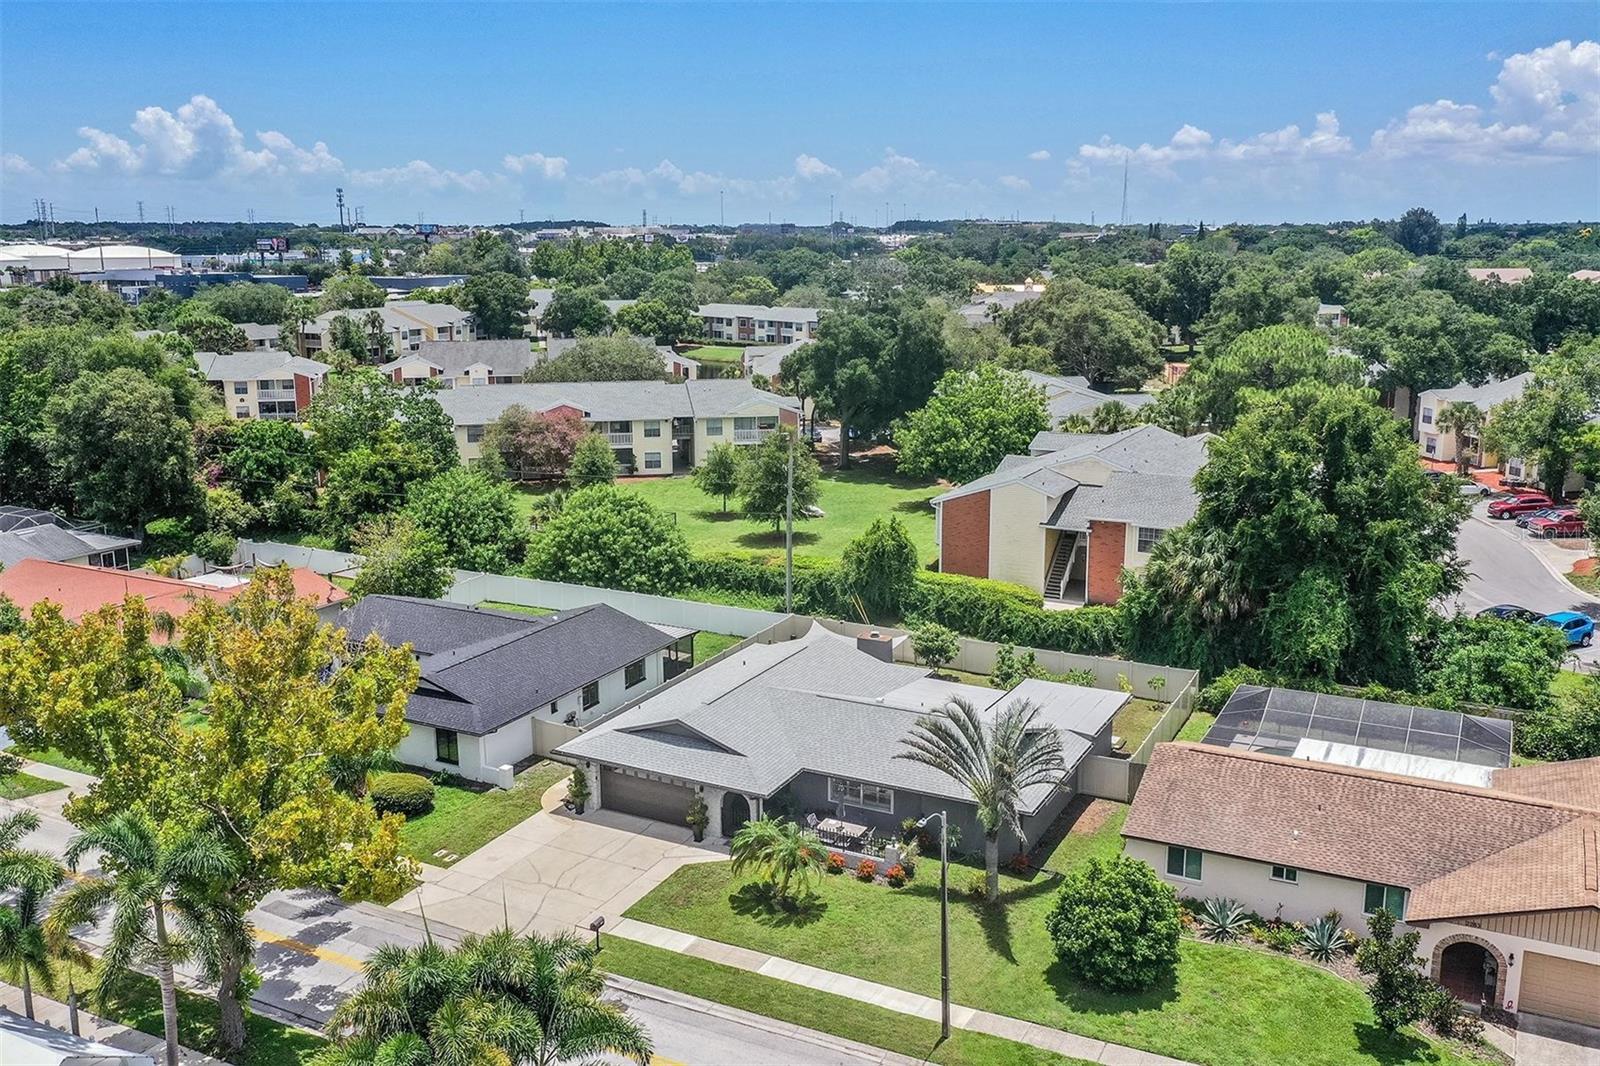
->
[336,187,347,230]
[1120,155,1129,226]
[137,200,145,224]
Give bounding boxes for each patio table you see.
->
[816,817,869,845]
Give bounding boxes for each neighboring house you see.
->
[1123,741,1600,1026]
[556,620,1123,847]
[436,378,800,474]
[238,322,284,350]
[0,558,346,631]
[196,350,332,421]
[956,288,1043,327]
[0,506,138,569]
[932,425,1210,604]
[1,1009,157,1066]
[1021,370,1155,423]
[338,596,694,785]
[379,339,542,386]
[301,301,475,358]
[1571,270,1600,283]
[1466,267,1533,285]
[742,338,809,383]
[698,303,819,344]
[1315,303,1349,330]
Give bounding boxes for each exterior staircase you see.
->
[1045,533,1083,601]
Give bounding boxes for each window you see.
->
[625,658,646,688]
[233,382,249,395]
[548,701,559,716]
[1270,864,1299,884]
[1364,883,1408,918]
[466,425,484,444]
[1136,527,1165,554]
[706,418,723,436]
[1424,437,1437,456]
[582,681,599,710]
[1421,408,1434,425]
[644,420,661,438]
[435,728,459,765]
[644,452,662,470]
[827,777,893,813]
[1165,845,1203,881]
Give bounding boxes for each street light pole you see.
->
[918,811,951,1039]
[784,431,794,613]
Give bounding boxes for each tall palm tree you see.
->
[363,310,391,363]
[1436,400,1486,476]
[0,810,67,1019]
[49,813,236,1066]
[897,697,1067,902]
[317,928,652,1066]
[729,818,825,902]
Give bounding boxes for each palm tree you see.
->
[729,817,826,902]
[1435,400,1485,476]
[49,813,236,1066]
[363,310,391,363]
[897,697,1067,902]
[317,928,652,1066]
[0,811,67,1019]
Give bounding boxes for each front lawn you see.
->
[17,748,97,775]
[683,344,746,365]
[0,770,65,800]
[515,461,942,563]
[625,800,1486,1066]
[396,760,571,867]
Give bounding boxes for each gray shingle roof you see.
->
[698,303,819,323]
[743,339,809,379]
[1419,373,1534,408]
[387,339,541,376]
[434,379,799,427]
[557,623,1120,806]
[195,351,330,382]
[0,525,138,567]
[338,597,681,736]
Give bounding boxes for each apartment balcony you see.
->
[256,389,297,401]
[733,428,775,444]
[605,432,634,446]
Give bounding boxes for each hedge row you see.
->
[686,552,1126,657]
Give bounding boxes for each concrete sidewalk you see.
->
[614,918,1196,1066]
[0,985,229,1065]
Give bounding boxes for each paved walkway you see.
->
[614,918,1196,1066]
[0,985,229,1065]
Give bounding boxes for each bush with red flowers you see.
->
[1008,853,1033,874]
[827,852,846,874]
[884,863,908,887]
[856,858,877,882]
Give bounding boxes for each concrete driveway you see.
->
[1517,1015,1600,1066]
[388,805,726,937]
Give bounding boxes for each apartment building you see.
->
[238,322,284,350]
[698,303,819,344]
[196,350,331,420]
[300,301,476,359]
[380,339,542,386]
[435,378,800,475]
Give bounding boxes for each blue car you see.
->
[1540,611,1596,647]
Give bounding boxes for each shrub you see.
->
[839,516,920,618]
[192,530,238,568]
[884,863,908,888]
[1059,667,1098,687]
[1422,983,1484,1041]
[1196,665,1273,713]
[1301,916,1345,962]
[685,793,709,837]
[827,852,846,874]
[1045,855,1181,993]
[369,772,436,817]
[1356,908,1430,1033]
[963,871,987,899]
[911,622,961,673]
[143,517,194,557]
[899,817,921,842]
[567,767,591,807]
[1196,897,1253,942]
[1262,923,1300,953]
[523,485,692,593]
[855,858,877,882]
[1007,852,1032,874]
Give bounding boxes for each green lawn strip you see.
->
[514,464,942,563]
[3,958,326,1066]
[396,760,571,867]
[1566,563,1599,595]
[625,802,1482,1066]
[478,599,557,616]
[1111,698,1167,751]
[330,574,356,592]
[692,630,744,662]
[0,770,66,800]
[1174,710,1216,742]
[682,345,746,365]
[1550,669,1589,705]
[17,747,97,775]
[600,938,1088,1066]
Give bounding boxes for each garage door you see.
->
[600,768,694,824]
[1520,952,1600,1026]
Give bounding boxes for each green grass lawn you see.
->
[0,770,66,800]
[625,799,1485,1066]
[1175,710,1216,742]
[601,938,1089,1066]
[396,760,571,867]
[684,344,747,365]
[694,630,744,662]
[478,600,557,616]
[516,463,943,563]
[1111,698,1167,752]
[17,747,97,776]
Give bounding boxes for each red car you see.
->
[1488,492,1553,518]
[1527,514,1587,537]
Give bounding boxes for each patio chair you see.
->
[805,812,819,828]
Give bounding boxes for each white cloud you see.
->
[583,158,799,201]
[503,152,569,179]
[998,174,1031,191]
[2,152,38,175]
[54,94,341,179]
[794,153,840,180]
[1370,39,1598,161]
[853,148,943,192]
[1216,112,1352,161]
[1027,149,1051,161]
[349,159,496,193]
[1079,113,1354,173]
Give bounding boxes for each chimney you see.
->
[856,630,895,663]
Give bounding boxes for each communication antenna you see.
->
[137,200,145,224]
[1119,155,1129,226]
[719,189,725,227]
[336,187,347,230]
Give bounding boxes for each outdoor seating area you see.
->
[805,812,876,851]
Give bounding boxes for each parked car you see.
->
[1487,492,1554,518]
[1477,604,1545,624]
[1516,506,1577,529]
[1527,514,1587,537]
[1424,470,1492,497]
[1539,611,1595,647]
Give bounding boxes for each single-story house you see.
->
[956,288,1043,327]
[933,425,1210,605]
[1123,741,1600,1026]
[435,378,800,475]
[1315,303,1349,330]
[0,506,139,569]
[196,350,331,421]
[338,597,695,784]
[1021,370,1155,423]
[555,621,1124,850]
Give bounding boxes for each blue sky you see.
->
[2,2,1596,226]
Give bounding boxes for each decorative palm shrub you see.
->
[369,772,436,817]
[685,794,709,842]
[1301,916,1345,962]
[1196,897,1252,942]
[729,817,825,902]
[1045,856,1181,993]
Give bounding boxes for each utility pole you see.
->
[719,189,725,227]
[784,432,795,613]
[137,200,145,224]
[1120,155,1129,226]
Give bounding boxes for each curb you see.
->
[1467,514,1598,610]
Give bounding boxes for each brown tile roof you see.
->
[1492,758,1600,813]
[1124,743,1596,916]
[1407,820,1599,922]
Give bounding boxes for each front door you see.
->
[720,792,751,836]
